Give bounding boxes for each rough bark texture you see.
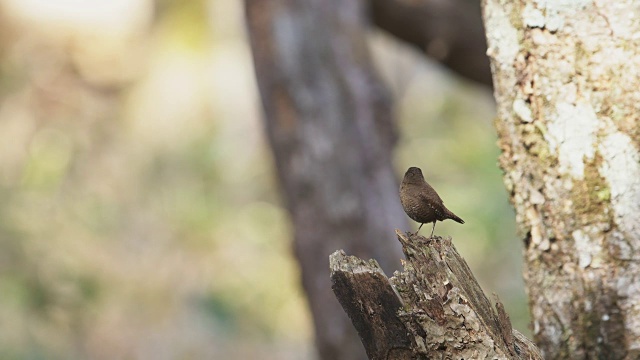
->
[330,230,543,359]
[330,253,413,360]
[245,1,406,359]
[482,1,640,358]
[368,0,493,87]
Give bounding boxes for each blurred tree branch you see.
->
[368,0,492,87]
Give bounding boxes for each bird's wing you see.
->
[418,192,446,219]
[421,183,443,204]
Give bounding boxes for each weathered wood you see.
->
[330,252,413,360]
[331,230,542,359]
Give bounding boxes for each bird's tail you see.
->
[446,209,465,224]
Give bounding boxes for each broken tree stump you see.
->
[330,230,542,359]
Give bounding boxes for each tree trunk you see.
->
[483,1,640,358]
[330,231,543,359]
[245,1,406,358]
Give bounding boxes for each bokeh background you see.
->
[0,0,527,359]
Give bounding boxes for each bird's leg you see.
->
[416,223,424,235]
[430,222,436,237]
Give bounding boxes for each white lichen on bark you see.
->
[483,3,518,68]
[599,133,640,242]
[572,227,605,268]
[546,101,599,180]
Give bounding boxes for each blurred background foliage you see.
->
[0,0,527,359]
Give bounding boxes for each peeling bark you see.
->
[482,1,640,358]
[330,230,542,359]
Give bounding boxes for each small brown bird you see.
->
[400,167,464,237]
